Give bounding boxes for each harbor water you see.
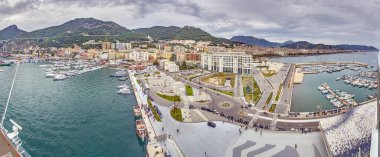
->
[0,64,145,156]
[269,52,378,112]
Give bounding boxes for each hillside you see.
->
[133,26,230,43]
[282,41,378,51]
[230,35,293,47]
[0,25,26,40]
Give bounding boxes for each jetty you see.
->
[129,70,166,157]
[320,83,357,107]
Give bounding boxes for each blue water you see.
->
[269,52,378,112]
[0,64,145,156]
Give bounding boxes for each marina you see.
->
[318,83,357,108]
[269,52,378,112]
[0,64,146,156]
[40,60,104,81]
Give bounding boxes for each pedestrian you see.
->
[295,144,297,149]
[260,130,262,136]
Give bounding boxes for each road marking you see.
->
[194,109,209,121]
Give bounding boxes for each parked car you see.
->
[207,121,216,128]
[189,105,195,109]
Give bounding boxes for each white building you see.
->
[129,50,149,61]
[164,61,179,73]
[201,52,254,74]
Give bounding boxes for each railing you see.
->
[0,126,31,157]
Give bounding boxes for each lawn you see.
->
[261,70,276,77]
[212,89,234,96]
[262,92,273,110]
[269,104,277,113]
[147,98,162,122]
[170,107,183,122]
[242,76,262,104]
[201,72,236,87]
[185,84,194,96]
[275,84,283,101]
[156,92,181,102]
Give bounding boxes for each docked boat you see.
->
[117,88,131,94]
[133,105,142,119]
[321,90,329,95]
[367,95,374,99]
[53,74,68,81]
[0,69,4,72]
[317,86,324,91]
[110,70,127,77]
[135,119,147,141]
[336,77,341,81]
[45,72,57,78]
[118,77,128,81]
[0,61,11,66]
[117,84,129,89]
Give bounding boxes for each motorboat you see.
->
[53,74,68,81]
[118,77,128,81]
[117,84,130,89]
[117,88,131,94]
[133,105,142,119]
[110,70,127,77]
[135,119,147,141]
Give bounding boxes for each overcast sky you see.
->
[0,0,379,47]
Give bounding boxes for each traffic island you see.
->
[170,107,183,122]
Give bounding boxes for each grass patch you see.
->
[275,84,283,101]
[170,107,183,122]
[261,70,276,77]
[212,89,234,96]
[242,76,262,104]
[185,84,194,96]
[156,92,181,102]
[269,104,277,113]
[136,79,141,84]
[147,98,162,122]
[262,92,273,110]
[201,72,236,87]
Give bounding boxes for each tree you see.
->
[153,60,159,65]
[169,53,176,61]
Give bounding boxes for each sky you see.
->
[0,0,379,47]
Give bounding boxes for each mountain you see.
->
[0,25,26,40]
[17,18,147,47]
[282,41,378,51]
[22,18,129,38]
[133,26,230,43]
[230,36,291,47]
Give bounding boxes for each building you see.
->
[102,42,112,50]
[130,50,149,61]
[201,52,254,74]
[164,61,179,73]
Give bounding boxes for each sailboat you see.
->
[0,63,31,157]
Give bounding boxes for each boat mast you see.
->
[1,63,19,126]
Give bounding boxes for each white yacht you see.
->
[117,88,131,94]
[53,74,68,81]
[45,72,57,78]
[117,84,130,89]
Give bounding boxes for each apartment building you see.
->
[201,52,253,74]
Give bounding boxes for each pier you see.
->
[296,61,369,66]
[320,83,356,107]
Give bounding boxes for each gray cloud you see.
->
[0,0,378,47]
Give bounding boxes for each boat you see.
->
[336,77,341,81]
[367,95,374,99]
[135,119,147,141]
[117,84,129,89]
[0,69,4,72]
[0,61,12,66]
[133,105,142,119]
[317,86,324,91]
[110,70,127,77]
[321,90,329,95]
[45,72,57,78]
[53,74,68,81]
[118,77,128,81]
[117,88,131,94]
